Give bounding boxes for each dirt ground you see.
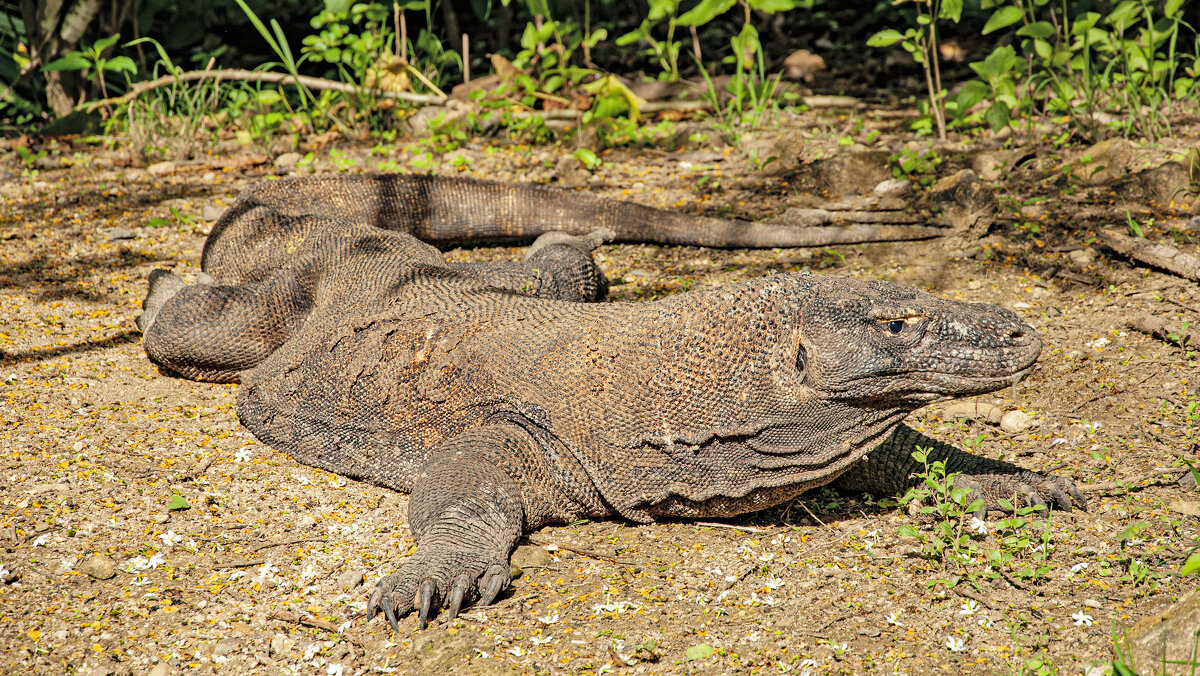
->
[1,110,1198,676]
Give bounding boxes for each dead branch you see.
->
[1100,229,1200,282]
[85,68,447,112]
[1127,314,1197,350]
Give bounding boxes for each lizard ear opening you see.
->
[796,343,808,374]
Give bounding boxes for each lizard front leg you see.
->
[835,423,1087,514]
[367,422,603,630]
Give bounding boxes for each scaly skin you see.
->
[138,178,1086,631]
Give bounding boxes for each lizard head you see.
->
[796,277,1041,406]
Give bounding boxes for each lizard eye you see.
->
[887,320,906,334]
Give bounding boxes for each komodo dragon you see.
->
[137,173,1086,631]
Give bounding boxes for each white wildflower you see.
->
[537,613,559,625]
[1068,562,1088,578]
[598,664,615,675]
[473,648,489,658]
[831,642,848,655]
[32,533,48,547]
[258,561,279,579]
[765,575,784,590]
[337,621,351,634]
[1072,611,1093,627]
[959,600,979,616]
[508,646,526,657]
[978,617,995,629]
[125,556,149,573]
[886,612,902,626]
[131,576,152,587]
[159,530,182,547]
[969,517,989,535]
[146,553,166,570]
[326,664,343,676]
[228,570,244,582]
[945,636,967,652]
[530,635,555,646]
[234,448,253,462]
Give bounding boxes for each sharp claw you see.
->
[383,593,400,634]
[479,569,505,607]
[367,586,382,621]
[447,575,468,621]
[417,580,437,629]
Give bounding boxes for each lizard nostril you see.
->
[1009,329,1024,340]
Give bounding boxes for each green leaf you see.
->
[42,53,91,72]
[897,524,920,538]
[685,644,714,661]
[1032,38,1051,60]
[103,55,137,74]
[982,6,1023,35]
[985,101,1010,131]
[647,0,678,21]
[940,0,962,23]
[1016,21,1055,39]
[1164,0,1185,18]
[166,495,191,511]
[94,33,121,53]
[615,29,643,46]
[676,0,736,26]
[867,29,905,47]
[746,0,795,13]
[954,80,988,113]
[1181,548,1200,576]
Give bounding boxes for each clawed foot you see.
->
[952,470,1087,518]
[366,549,510,631]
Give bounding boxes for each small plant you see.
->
[867,0,963,139]
[42,33,138,113]
[895,447,985,565]
[890,147,942,185]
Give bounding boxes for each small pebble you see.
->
[297,515,317,529]
[337,570,364,591]
[147,160,176,176]
[81,553,116,580]
[1000,410,1035,433]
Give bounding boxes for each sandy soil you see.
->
[1,112,1198,675]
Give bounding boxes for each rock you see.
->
[270,633,296,657]
[274,152,303,170]
[553,155,590,187]
[999,410,1035,434]
[510,545,554,570]
[212,638,239,657]
[872,179,914,199]
[337,570,364,591]
[942,401,1003,425]
[1125,589,1200,675]
[1134,161,1195,204]
[202,205,226,222]
[297,514,316,529]
[86,667,110,676]
[810,150,892,196]
[101,227,136,241]
[81,553,116,580]
[147,662,170,676]
[970,148,1033,182]
[147,160,177,176]
[1068,248,1097,267]
[928,169,996,237]
[783,49,826,82]
[1069,138,1132,185]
